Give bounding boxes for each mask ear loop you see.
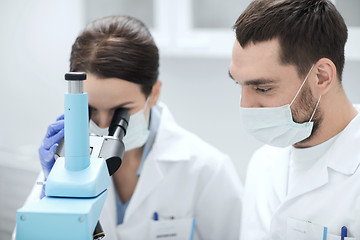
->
[305,95,321,127]
[143,96,151,124]
[144,96,151,109]
[239,93,242,109]
[290,64,315,107]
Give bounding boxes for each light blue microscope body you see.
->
[16,73,110,240]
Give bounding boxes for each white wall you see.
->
[0,0,84,157]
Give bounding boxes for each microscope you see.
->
[16,72,129,239]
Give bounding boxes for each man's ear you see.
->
[148,81,162,108]
[312,58,337,96]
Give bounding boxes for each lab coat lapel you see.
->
[123,149,164,222]
[271,148,291,204]
[123,103,191,221]
[285,155,329,202]
[326,110,360,175]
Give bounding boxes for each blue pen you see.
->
[341,226,347,240]
[153,212,159,221]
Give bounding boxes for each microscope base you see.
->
[16,190,108,240]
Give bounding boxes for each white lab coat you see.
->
[21,103,243,240]
[240,105,360,240]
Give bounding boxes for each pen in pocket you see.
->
[341,226,347,240]
[153,211,175,221]
[153,212,158,221]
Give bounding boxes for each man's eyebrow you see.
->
[244,78,277,86]
[228,69,277,85]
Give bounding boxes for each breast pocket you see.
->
[327,234,356,240]
[149,217,196,240]
[287,217,356,240]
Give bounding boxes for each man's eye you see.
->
[256,87,271,93]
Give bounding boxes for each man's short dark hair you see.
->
[233,0,348,81]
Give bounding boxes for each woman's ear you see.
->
[148,81,162,108]
[313,58,337,96]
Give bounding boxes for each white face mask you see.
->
[89,99,150,151]
[239,65,321,147]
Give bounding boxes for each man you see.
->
[229,0,360,239]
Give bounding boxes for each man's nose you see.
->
[240,88,258,108]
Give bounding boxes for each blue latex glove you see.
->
[38,115,64,198]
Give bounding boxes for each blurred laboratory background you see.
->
[0,0,359,239]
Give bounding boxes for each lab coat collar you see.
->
[123,146,163,222]
[149,102,192,162]
[326,109,360,175]
[285,107,360,201]
[285,153,328,202]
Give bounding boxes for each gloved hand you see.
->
[38,115,64,198]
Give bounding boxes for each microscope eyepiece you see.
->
[65,72,87,94]
[65,72,87,81]
[99,108,130,176]
[108,108,130,139]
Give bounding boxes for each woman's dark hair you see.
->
[234,0,347,81]
[70,15,159,96]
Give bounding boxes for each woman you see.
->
[28,15,242,239]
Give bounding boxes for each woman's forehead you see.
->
[85,74,145,108]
